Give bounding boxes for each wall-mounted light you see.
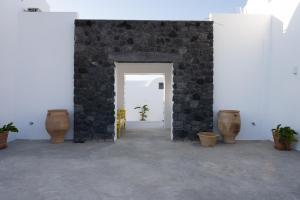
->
[24,8,42,12]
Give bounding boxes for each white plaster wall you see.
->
[244,0,300,31]
[243,0,300,150]
[268,6,300,150]
[125,75,164,121]
[0,0,49,141]
[211,14,271,140]
[0,0,20,142]
[15,12,77,140]
[115,63,173,129]
[213,3,300,150]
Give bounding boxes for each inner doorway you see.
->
[125,74,165,128]
[114,63,173,141]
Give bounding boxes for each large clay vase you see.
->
[0,132,8,150]
[218,110,241,144]
[46,110,70,144]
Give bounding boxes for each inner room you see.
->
[125,74,165,127]
[114,63,173,141]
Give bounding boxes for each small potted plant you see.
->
[272,124,298,151]
[134,105,149,121]
[0,122,19,149]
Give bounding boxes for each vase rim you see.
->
[198,132,217,137]
[219,110,240,113]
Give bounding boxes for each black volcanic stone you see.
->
[74,20,214,141]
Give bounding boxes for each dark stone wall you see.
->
[74,20,213,142]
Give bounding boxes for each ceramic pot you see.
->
[46,109,70,144]
[198,132,217,147]
[0,132,8,150]
[273,132,292,151]
[218,110,241,144]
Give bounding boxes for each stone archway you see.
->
[74,20,213,142]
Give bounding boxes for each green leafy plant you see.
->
[272,124,298,144]
[0,122,19,134]
[134,105,149,121]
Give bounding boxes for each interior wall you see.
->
[211,14,271,140]
[115,63,173,129]
[124,75,165,122]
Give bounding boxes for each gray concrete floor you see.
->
[1,128,300,200]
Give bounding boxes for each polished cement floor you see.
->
[1,128,300,200]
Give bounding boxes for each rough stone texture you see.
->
[1,129,300,200]
[74,20,214,141]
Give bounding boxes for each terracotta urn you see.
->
[45,109,70,144]
[217,110,241,144]
[198,132,217,147]
[0,132,8,149]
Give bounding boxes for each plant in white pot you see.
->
[0,122,19,150]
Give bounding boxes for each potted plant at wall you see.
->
[0,122,19,150]
[272,124,298,151]
[134,105,149,121]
